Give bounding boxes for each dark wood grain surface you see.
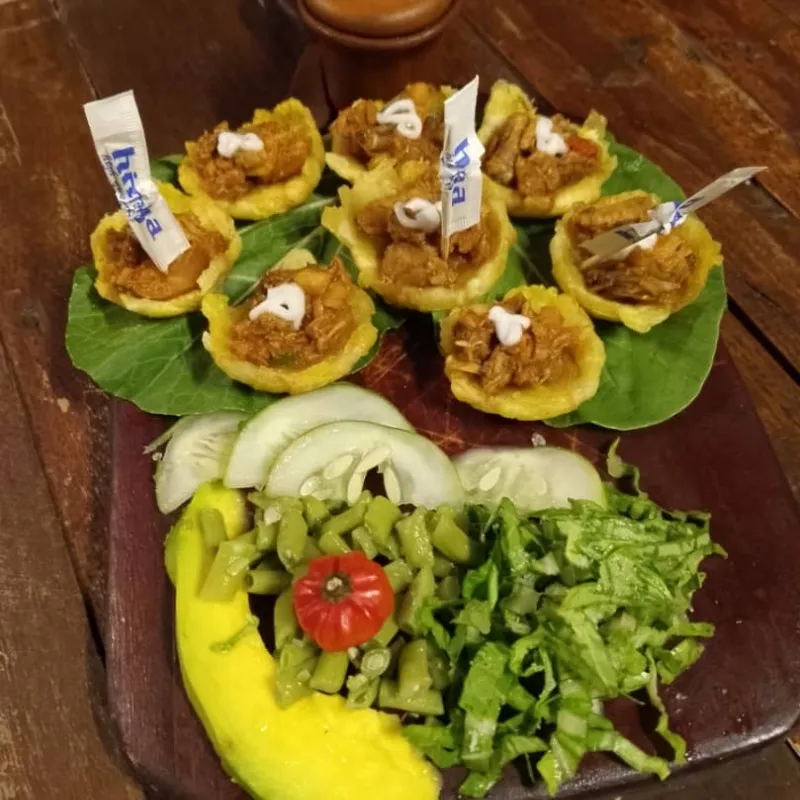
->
[1,0,799,798]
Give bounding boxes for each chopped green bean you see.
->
[378,533,401,561]
[320,492,370,537]
[378,679,444,715]
[291,563,309,584]
[226,555,252,577]
[397,640,432,699]
[398,567,435,635]
[200,508,227,548]
[396,508,434,569]
[351,526,378,559]
[387,636,405,672]
[200,541,248,602]
[303,539,324,562]
[347,647,362,668]
[371,615,399,647]
[432,554,455,578]
[274,588,299,649]
[303,496,330,530]
[229,531,256,554]
[431,507,477,564]
[275,639,318,708]
[309,650,349,694]
[364,496,401,545]
[437,574,461,602]
[384,560,413,593]
[318,529,351,555]
[426,642,451,691]
[346,674,380,709]
[255,520,278,551]
[246,568,291,595]
[278,496,304,513]
[247,490,271,510]
[277,508,308,571]
[361,647,392,678]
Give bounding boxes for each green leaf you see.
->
[66,267,273,415]
[402,722,462,769]
[150,154,182,185]
[645,654,686,762]
[65,192,399,416]
[459,642,514,771]
[220,198,335,303]
[548,268,726,430]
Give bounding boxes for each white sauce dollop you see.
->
[393,198,442,233]
[489,305,531,347]
[535,117,567,156]
[249,282,305,330]
[376,99,423,140]
[217,131,264,158]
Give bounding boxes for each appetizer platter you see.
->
[68,80,800,799]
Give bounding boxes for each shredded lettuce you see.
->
[406,447,723,796]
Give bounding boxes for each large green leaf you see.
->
[65,170,400,416]
[482,139,726,430]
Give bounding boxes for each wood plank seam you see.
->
[463,14,550,108]
[728,298,800,386]
[45,0,101,95]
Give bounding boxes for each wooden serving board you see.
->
[106,317,800,799]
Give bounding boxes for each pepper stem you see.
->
[322,572,352,603]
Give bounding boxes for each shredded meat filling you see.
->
[569,195,697,307]
[484,113,600,201]
[229,259,356,370]
[188,118,310,202]
[354,170,493,288]
[104,213,227,300]
[330,83,445,167]
[451,297,579,395]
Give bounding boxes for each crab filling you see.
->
[330,83,445,168]
[228,259,357,370]
[484,112,600,200]
[569,194,697,307]
[103,213,227,300]
[354,168,494,288]
[187,117,311,202]
[450,296,580,395]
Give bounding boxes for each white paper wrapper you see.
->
[581,166,765,261]
[84,90,189,272]
[440,76,484,240]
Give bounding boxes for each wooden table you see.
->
[1,0,798,797]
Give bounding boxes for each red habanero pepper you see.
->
[566,135,599,159]
[293,552,394,652]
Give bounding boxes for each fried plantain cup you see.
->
[478,80,617,218]
[551,190,723,334]
[326,83,451,184]
[201,249,378,394]
[322,161,516,313]
[440,285,605,420]
[179,99,325,221]
[89,182,241,318]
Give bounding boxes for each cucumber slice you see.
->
[155,412,247,514]
[224,384,413,489]
[453,446,605,513]
[265,421,464,509]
